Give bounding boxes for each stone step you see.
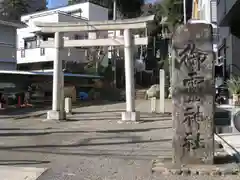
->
[135,90,146,99]
[0,166,47,180]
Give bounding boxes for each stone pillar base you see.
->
[47,110,66,120]
[121,111,140,121]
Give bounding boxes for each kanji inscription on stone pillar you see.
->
[171,23,214,165]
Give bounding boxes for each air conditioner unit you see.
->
[216,105,240,133]
[231,107,240,133]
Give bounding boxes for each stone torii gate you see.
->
[35,15,155,121]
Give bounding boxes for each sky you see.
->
[47,0,67,8]
[47,0,156,8]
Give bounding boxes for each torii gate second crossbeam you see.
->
[35,15,155,121]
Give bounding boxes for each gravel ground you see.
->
[0,100,239,180]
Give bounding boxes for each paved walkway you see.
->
[0,100,238,180]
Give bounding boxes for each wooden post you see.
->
[150,97,157,113]
[159,69,165,113]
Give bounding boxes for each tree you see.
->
[141,0,184,88]
[142,0,183,37]
[115,0,144,18]
[156,0,183,33]
[154,0,183,87]
[68,0,144,18]
[0,0,30,21]
[68,0,78,5]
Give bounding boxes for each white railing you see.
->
[17,47,87,64]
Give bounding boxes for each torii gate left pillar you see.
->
[121,29,139,121]
[47,32,66,120]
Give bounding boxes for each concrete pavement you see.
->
[0,100,237,180]
[0,100,172,180]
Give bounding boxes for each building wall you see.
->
[88,3,108,21]
[27,13,59,27]
[192,0,199,19]
[191,0,218,54]
[0,25,16,46]
[192,0,213,21]
[0,24,17,70]
[231,35,240,76]
[217,0,229,47]
[17,2,110,67]
[0,62,16,70]
[21,2,108,23]
[222,0,237,21]
[217,0,240,77]
[198,0,211,22]
[17,12,89,64]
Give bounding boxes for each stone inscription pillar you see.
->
[172,23,214,165]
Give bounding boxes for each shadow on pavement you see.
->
[0,100,122,119]
[0,136,172,161]
[0,160,50,166]
[0,127,170,136]
[0,107,48,119]
[0,137,171,149]
[0,127,53,131]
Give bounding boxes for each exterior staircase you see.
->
[135,89,147,99]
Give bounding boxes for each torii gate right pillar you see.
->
[121,29,140,121]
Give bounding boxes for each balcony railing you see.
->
[20,48,45,58]
[17,47,87,64]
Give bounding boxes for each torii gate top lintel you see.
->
[34,15,155,33]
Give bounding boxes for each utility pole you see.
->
[113,0,117,88]
[183,0,187,24]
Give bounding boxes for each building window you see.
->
[42,33,54,41]
[74,33,88,40]
[40,48,45,56]
[24,37,38,49]
[120,30,124,36]
[21,49,25,58]
[74,34,81,39]
[42,62,53,70]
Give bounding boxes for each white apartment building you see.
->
[16,2,108,71]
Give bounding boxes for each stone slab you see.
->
[121,111,140,121]
[171,23,215,164]
[215,133,240,162]
[152,158,240,176]
[47,110,66,120]
[0,166,47,180]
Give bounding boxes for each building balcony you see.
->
[17,47,87,64]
